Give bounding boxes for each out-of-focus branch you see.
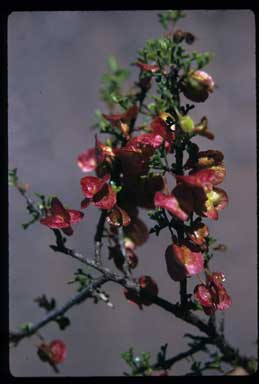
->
[153,340,210,370]
[9,275,109,345]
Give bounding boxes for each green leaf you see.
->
[141,351,151,368]
[207,360,220,369]
[68,268,92,292]
[20,322,33,333]
[8,168,18,186]
[190,300,203,311]
[247,359,258,373]
[34,294,56,312]
[100,56,131,108]
[157,343,168,364]
[121,348,135,369]
[158,10,186,29]
[22,216,39,230]
[55,315,70,330]
[107,56,118,72]
[110,181,122,193]
[34,192,45,200]
[110,93,120,103]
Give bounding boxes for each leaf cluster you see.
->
[186,348,223,375]
[121,347,153,376]
[158,10,186,30]
[100,56,131,109]
[67,268,91,292]
[34,294,70,330]
[22,193,54,230]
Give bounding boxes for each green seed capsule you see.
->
[179,115,195,134]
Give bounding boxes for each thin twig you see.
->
[118,227,130,277]
[154,340,210,370]
[94,209,107,265]
[17,187,42,215]
[180,278,188,306]
[9,275,109,345]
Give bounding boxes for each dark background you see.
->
[9,10,256,376]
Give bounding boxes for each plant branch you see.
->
[118,227,130,277]
[129,80,150,134]
[9,275,109,345]
[11,180,256,374]
[44,236,257,373]
[94,209,107,265]
[10,226,255,373]
[154,340,210,370]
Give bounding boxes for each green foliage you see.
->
[100,55,131,109]
[67,268,91,292]
[121,347,152,376]
[187,360,204,375]
[9,168,28,193]
[91,109,110,131]
[189,299,204,311]
[138,37,212,77]
[247,358,258,374]
[156,343,168,366]
[22,193,55,230]
[34,193,53,211]
[92,109,125,142]
[19,322,33,333]
[148,208,169,236]
[186,350,223,375]
[34,294,56,312]
[148,96,170,115]
[138,36,174,65]
[22,211,40,230]
[110,180,122,193]
[204,235,226,264]
[207,235,217,247]
[9,168,57,230]
[137,35,213,120]
[10,9,243,377]
[191,51,214,70]
[34,294,70,330]
[148,146,170,174]
[121,347,135,370]
[158,10,186,29]
[55,315,70,330]
[8,168,18,186]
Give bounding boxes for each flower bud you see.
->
[138,275,159,306]
[185,32,195,45]
[109,245,138,271]
[124,275,158,308]
[49,340,67,364]
[77,148,97,173]
[173,29,185,43]
[180,70,215,102]
[178,115,195,134]
[194,116,214,140]
[106,205,131,227]
[165,241,204,281]
[124,217,149,247]
[37,339,67,366]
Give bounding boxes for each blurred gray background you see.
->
[8,10,256,376]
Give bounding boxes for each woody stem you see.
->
[94,209,107,265]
